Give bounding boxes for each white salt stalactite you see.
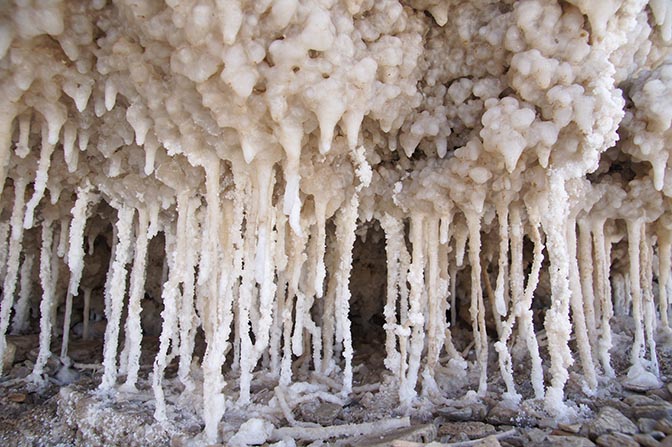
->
[99,206,135,390]
[0,178,28,376]
[11,253,34,334]
[61,185,95,363]
[640,224,659,377]
[379,213,403,373]
[592,219,615,377]
[657,227,671,330]
[520,206,545,399]
[28,221,57,383]
[120,207,150,392]
[627,219,645,368]
[177,196,200,393]
[578,219,598,352]
[24,126,55,230]
[567,218,597,390]
[422,217,443,395]
[153,225,179,422]
[0,104,17,198]
[281,230,306,385]
[465,211,488,396]
[494,203,509,316]
[334,194,359,396]
[541,174,575,415]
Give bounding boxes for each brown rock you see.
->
[640,418,660,433]
[544,435,596,447]
[632,404,672,421]
[634,433,662,447]
[596,432,638,447]
[2,341,16,371]
[657,419,672,435]
[558,423,582,434]
[298,401,342,426]
[439,421,497,441]
[474,435,501,447]
[7,392,26,403]
[583,407,638,440]
[661,435,672,447]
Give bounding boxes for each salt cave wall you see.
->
[1,0,672,442]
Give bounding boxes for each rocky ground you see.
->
[0,327,671,446]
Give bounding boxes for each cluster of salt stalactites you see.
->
[1,0,672,441]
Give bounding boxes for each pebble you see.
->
[634,433,663,447]
[640,418,660,433]
[543,435,596,447]
[582,406,638,439]
[298,401,342,426]
[632,404,672,420]
[595,432,638,447]
[438,403,488,421]
[438,421,496,441]
[656,419,672,435]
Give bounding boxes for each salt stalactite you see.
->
[640,224,659,377]
[422,216,446,396]
[592,219,615,377]
[119,207,150,392]
[494,203,510,317]
[28,220,59,382]
[399,213,426,405]
[61,184,95,362]
[577,219,598,353]
[281,230,307,385]
[152,224,179,422]
[519,205,545,400]
[657,226,671,330]
[99,206,135,390]
[177,196,200,393]
[11,253,34,334]
[333,194,358,396]
[466,211,488,397]
[23,127,55,230]
[379,214,403,374]
[627,219,646,368]
[540,174,574,415]
[566,218,597,390]
[0,178,28,376]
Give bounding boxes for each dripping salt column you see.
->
[99,206,135,390]
[541,172,574,415]
[28,220,56,382]
[0,178,28,376]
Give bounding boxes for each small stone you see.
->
[652,432,668,440]
[298,401,342,426]
[487,404,533,426]
[640,418,660,433]
[632,404,672,421]
[439,421,496,440]
[596,432,638,447]
[544,435,596,447]
[354,424,436,446]
[656,419,672,435]
[660,435,672,447]
[2,341,16,371]
[625,395,656,406]
[7,392,26,403]
[558,423,582,434]
[438,403,488,421]
[474,435,501,447]
[583,407,638,439]
[526,428,548,443]
[634,433,662,447]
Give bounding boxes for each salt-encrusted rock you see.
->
[351,423,436,446]
[438,421,497,441]
[543,435,596,447]
[582,407,638,439]
[229,418,275,447]
[596,432,639,447]
[298,401,342,426]
[473,435,501,447]
[640,418,660,433]
[438,403,488,421]
[558,423,582,434]
[631,404,672,420]
[634,433,664,447]
[656,419,672,435]
[486,404,533,426]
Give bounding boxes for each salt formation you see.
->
[1,0,672,443]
